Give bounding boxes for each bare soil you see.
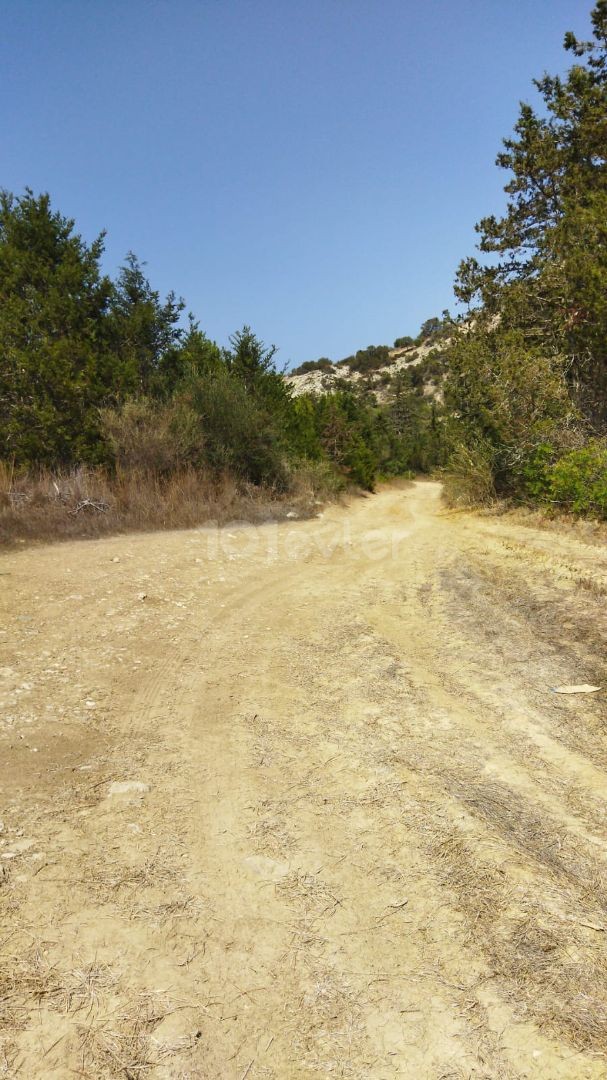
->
[2,481,607,1078]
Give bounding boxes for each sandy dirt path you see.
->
[2,481,607,1078]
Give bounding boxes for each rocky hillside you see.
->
[285,326,451,403]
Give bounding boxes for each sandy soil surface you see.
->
[2,481,607,1078]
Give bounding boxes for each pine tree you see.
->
[0,190,116,464]
[110,252,185,396]
[455,2,607,421]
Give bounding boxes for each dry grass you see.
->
[0,941,118,1027]
[77,991,197,1079]
[276,869,343,920]
[429,798,607,1058]
[0,462,328,547]
[441,445,497,509]
[130,894,204,925]
[0,936,196,1077]
[475,497,607,541]
[83,849,177,905]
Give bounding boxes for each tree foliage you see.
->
[110,252,185,397]
[0,188,433,494]
[446,2,607,509]
[0,190,116,464]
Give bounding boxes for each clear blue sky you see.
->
[1,1,592,368]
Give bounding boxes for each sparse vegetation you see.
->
[417,315,451,344]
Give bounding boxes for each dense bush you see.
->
[182,367,288,487]
[444,327,575,495]
[291,358,333,376]
[347,345,392,374]
[409,351,446,388]
[547,441,607,516]
[417,316,450,344]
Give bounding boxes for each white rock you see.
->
[107,781,150,797]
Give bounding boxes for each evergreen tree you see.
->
[0,190,116,464]
[110,252,185,396]
[455,2,607,422]
[226,326,289,411]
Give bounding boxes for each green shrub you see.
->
[417,316,451,343]
[519,443,556,502]
[548,440,607,515]
[348,345,392,374]
[343,437,377,491]
[444,328,575,495]
[182,368,288,488]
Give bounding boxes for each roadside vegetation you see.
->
[442,2,607,517]
[0,193,431,543]
[289,3,607,523]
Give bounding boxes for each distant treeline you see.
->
[291,317,449,377]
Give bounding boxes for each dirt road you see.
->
[2,482,607,1078]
